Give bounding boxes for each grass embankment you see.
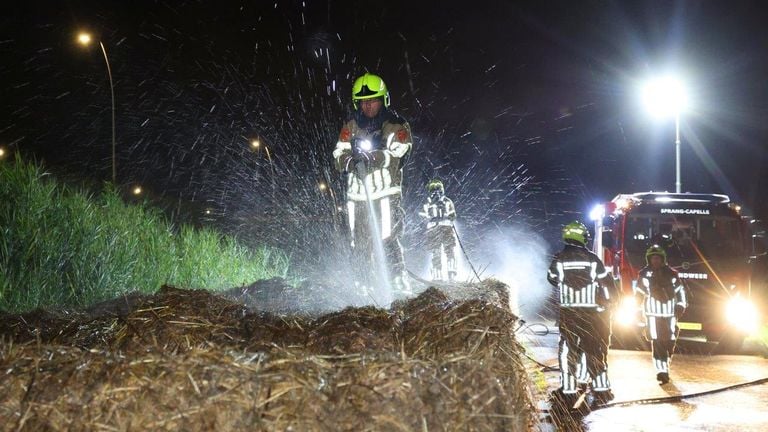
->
[0,157,289,312]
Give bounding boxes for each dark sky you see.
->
[2,1,768,249]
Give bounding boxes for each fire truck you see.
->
[590,192,766,351]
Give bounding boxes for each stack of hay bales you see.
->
[0,280,533,431]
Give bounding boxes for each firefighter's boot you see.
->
[430,266,443,282]
[549,389,587,415]
[447,257,457,282]
[391,274,413,301]
[591,389,614,406]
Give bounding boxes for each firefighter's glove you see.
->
[674,305,685,320]
[596,290,613,310]
[596,297,610,310]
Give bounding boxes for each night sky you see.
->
[2,1,768,255]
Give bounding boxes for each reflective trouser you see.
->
[558,307,611,394]
[426,225,457,280]
[647,315,678,373]
[347,194,410,297]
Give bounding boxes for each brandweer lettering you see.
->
[660,208,710,215]
[678,272,708,280]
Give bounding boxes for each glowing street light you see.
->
[77,31,117,184]
[132,185,142,196]
[250,138,272,163]
[77,33,92,45]
[318,180,339,214]
[0,146,6,160]
[642,75,688,193]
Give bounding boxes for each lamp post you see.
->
[78,32,117,184]
[642,76,688,193]
[319,181,338,206]
[250,138,277,199]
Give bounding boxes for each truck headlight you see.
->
[726,295,759,334]
[616,297,639,327]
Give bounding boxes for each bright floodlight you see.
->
[642,76,688,118]
[726,295,759,334]
[0,147,5,158]
[250,139,260,149]
[132,186,142,195]
[318,182,327,191]
[77,32,92,45]
[589,204,604,221]
[616,297,639,327]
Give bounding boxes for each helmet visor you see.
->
[354,84,380,99]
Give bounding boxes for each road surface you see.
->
[523,325,768,431]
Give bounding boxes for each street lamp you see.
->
[0,146,6,160]
[132,185,142,196]
[642,75,688,193]
[250,138,276,198]
[250,138,272,163]
[319,181,339,216]
[78,31,117,184]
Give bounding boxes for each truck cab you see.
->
[591,192,765,351]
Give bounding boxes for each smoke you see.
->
[470,223,554,321]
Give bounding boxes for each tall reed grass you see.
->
[0,156,289,312]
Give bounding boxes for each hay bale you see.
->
[110,285,247,353]
[306,306,398,354]
[0,345,530,431]
[240,312,310,350]
[223,278,355,314]
[0,282,534,431]
[0,308,85,344]
[432,278,511,311]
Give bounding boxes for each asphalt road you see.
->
[523,326,768,431]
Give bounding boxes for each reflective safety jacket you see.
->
[634,266,687,317]
[419,195,456,229]
[547,244,616,309]
[332,112,412,202]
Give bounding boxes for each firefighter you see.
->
[547,221,617,407]
[332,72,413,300]
[419,178,457,281]
[634,245,687,384]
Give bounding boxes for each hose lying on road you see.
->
[516,322,561,372]
[517,323,768,410]
[596,376,768,410]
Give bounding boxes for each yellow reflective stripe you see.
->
[678,322,702,331]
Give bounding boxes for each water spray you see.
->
[355,160,393,304]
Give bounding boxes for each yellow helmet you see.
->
[562,221,590,246]
[427,178,444,193]
[352,73,390,109]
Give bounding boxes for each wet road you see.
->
[523,327,768,431]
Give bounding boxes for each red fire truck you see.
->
[590,192,765,351]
